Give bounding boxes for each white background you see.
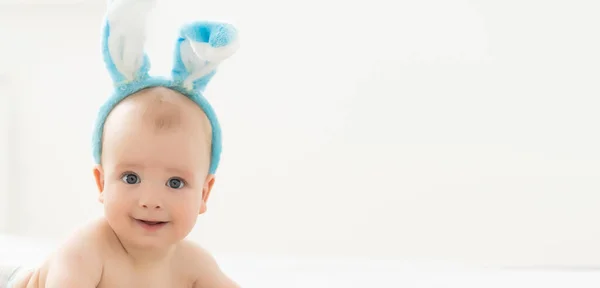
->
[0,72,9,233]
[0,0,599,268]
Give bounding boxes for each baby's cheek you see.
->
[172,196,201,225]
[104,187,131,216]
[102,190,129,232]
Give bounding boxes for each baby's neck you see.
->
[125,244,176,268]
[112,232,177,269]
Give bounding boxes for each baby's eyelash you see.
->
[166,177,187,189]
[120,171,141,184]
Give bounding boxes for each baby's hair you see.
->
[153,112,180,131]
[137,88,185,132]
[100,87,213,171]
[138,87,213,155]
[128,88,213,141]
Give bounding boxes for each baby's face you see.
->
[94,87,214,249]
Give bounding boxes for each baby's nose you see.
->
[141,203,161,209]
[139,194,162,209]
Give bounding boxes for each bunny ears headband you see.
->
[91,0,239,174]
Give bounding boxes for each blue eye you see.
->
[121,173,140,185]
[166,177,185,189]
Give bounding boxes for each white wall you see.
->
[0,75,8,232]
[1,0,600,268]
[0,3,109,238]
[0,16,19,232]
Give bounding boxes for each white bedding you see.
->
[1,234,599,288]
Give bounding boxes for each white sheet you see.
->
[1,234,599,288]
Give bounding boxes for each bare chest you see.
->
[97,259,195,288]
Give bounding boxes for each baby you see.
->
[8,0,240,287]
[11,87,239,288]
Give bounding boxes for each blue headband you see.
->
[91,0,239,174]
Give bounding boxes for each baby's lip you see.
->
[133,217,169,223]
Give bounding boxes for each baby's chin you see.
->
[118,229,183,251]
[105,218,178,249]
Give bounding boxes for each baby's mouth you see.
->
[134,218,169,226]
[140,220,166,225]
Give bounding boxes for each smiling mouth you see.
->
[134,218,169,226]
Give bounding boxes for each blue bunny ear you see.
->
[171,22,240,92]
[102,0,156,85]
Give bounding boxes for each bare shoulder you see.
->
[42,218,109,287]
[177,240,240,288]
[11,219,109,288]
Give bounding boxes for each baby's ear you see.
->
[171,21,240,92]
[93,165,105,203]
[102,0,156,84]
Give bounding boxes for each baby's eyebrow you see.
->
[113,162,196,178]
[165,167,194,179]
[114,163,143,171]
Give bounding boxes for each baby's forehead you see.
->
[101,87,213,170]
[107,87,212,133]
